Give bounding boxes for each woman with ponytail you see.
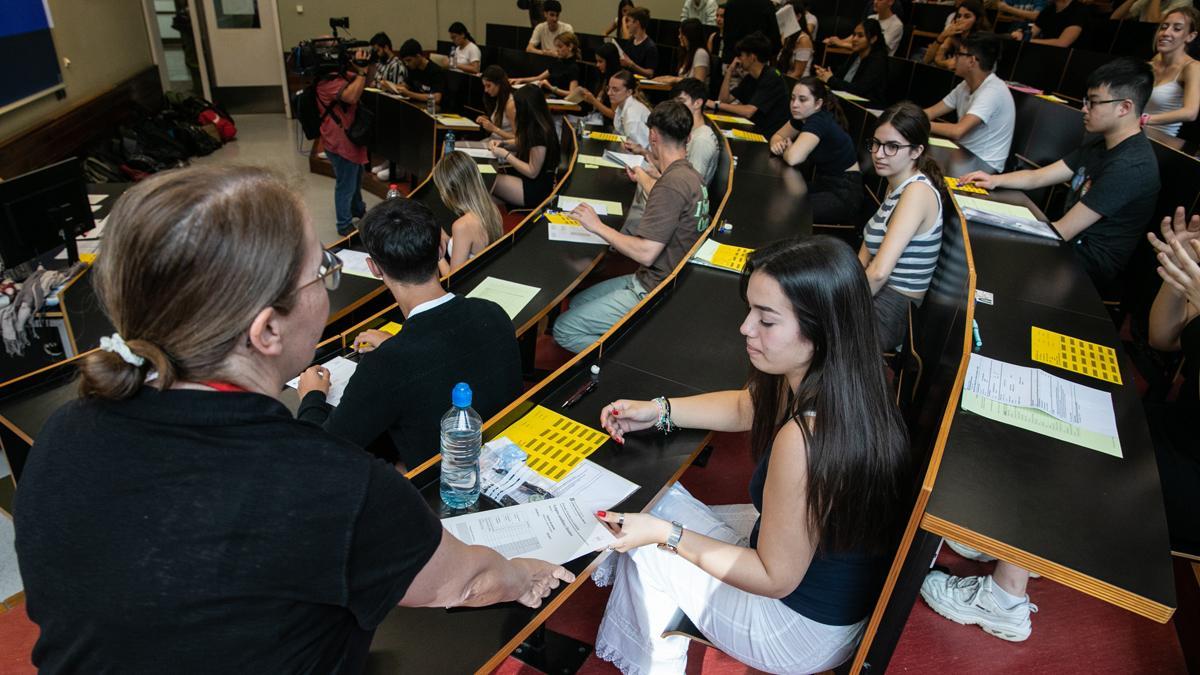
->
[13,165,572,670]
[859,101,948,351]
[768,77,863,224]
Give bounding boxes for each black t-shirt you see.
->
[407,60,447,95]
[299,296,523,468]
[548,58,582,91]
[1062,133,1160,291]
[790,109,858,175]
[621,36,660,73]
[14,388,443,673]
[1035,0,1090,43]
[732,66,791,134]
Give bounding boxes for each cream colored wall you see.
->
[0,0,154,142]
[276,0,687,51]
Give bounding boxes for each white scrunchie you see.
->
[99,333,145,367]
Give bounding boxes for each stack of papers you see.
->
[584,131,626,143]
[466,276,541,319]
[335,249,377,279]
[442,497,616,564]
[602,150,645,169]
[833,90,869,102]
[691,239,753,272]
[723,129,767,143]
[928,137,959,149]
[557,195,624,216]
[547,212,608,244]
[576,153,625,169]
[435,114,479,128]
[285,355,358,406]
[479,436,637,510]
[960,354,1121,457]
[954,195,1060,240]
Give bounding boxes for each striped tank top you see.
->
[863,172,943,295]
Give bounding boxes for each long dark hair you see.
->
[482,65,513,129]
[860,18,887,56]
[448,21,476,44]
[877,101,951,205]
[679,19,707,76]
[593,42,621,99]
[513,85,558,163]
[740,236,910,554]
[956,0,991,34]
[796,76,849,132]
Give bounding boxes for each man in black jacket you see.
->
[297,199,522,469]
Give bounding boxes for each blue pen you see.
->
[972,319,983,351]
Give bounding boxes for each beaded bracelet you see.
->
[652,396,675,434]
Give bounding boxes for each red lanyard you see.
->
[198,380,248,393]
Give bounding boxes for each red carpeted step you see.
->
[503,210,525,234]
[889,546,1189,674]
[0,603,38,674]
[534,334,575,374]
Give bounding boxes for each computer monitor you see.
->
[0,157,94,275]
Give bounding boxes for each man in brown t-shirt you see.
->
[553,100,711,352]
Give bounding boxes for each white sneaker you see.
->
[946,539,997,562]
[375,167,390,181]
[920,572,1037,642]
[317,151,327,159]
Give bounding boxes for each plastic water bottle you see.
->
[444,130,456,156]
[426,93,437,116]
[386,183,401,200]
[439,382,482,508]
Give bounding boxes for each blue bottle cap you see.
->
[452,382,473,408]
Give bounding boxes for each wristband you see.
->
[652,396,675,434]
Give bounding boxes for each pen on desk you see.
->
[562,364,601,408]
[972,319,983,351]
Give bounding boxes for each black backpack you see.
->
[295,84,336,140]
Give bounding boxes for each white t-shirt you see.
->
[529,21,575,52]
[870,13,903,56]
[680,48,711,78]
[615,97,651,148]
[450,42,481,70]
[941,73,1016,172]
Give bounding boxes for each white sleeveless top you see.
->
[1146,78,1185,137]
[863,173,944,295]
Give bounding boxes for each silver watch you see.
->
[659,521,684,553]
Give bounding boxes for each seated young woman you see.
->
[511,32,582,101]
[488,85,561,208]
[769,77,863,224]
[859,102,947,351]
[590,235,911,674]
[656,19,711,85]
[609,69,652,148]
[476,65,517,140]
[1144,7,1200,136]
[575,42,622,121]
[814,19,888,105]
[780,6,816,79]
[432,151,504,275]
[924,0,990,70]
[12,166,572,671]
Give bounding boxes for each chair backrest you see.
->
[707,119,734,213]
[1057,48,1113,101]
[1111,18,1157,59]
[1016,94,1084,168]
[906,61,957,109]
[884,57,914,107]
[1010,42,1070,93]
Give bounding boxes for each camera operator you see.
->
[370,32,406,92]
[393,39,446,109]
[317,43,375,237]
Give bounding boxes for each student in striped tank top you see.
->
[859,102,948,350]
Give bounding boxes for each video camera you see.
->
[291,17,370,78]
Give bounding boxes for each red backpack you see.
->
[197,108,237,142]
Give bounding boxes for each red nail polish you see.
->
[597,511,607,518]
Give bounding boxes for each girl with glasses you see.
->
[860,102,948,350]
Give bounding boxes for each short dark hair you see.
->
[735,31,773,62]
[648,99,693,145]
[671,77,708,105]
[628,7,651,29]
[1086,57,1154,114]
[962,32,1001,72]
[399,39,423,59]
[370,32,393,50]
[544,0,563,13]
[358,198,441,284]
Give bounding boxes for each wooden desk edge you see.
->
[921,513,1175,624]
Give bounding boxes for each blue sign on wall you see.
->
[0,1,64,111]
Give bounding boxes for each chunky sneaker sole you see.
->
[920,572,1035,642]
